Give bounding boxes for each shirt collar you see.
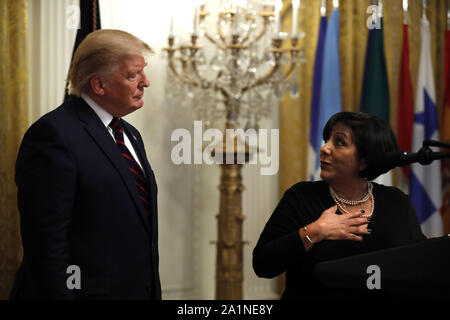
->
[81,93,114,128]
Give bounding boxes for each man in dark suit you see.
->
[10,29,161,299]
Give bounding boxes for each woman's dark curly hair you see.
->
[322,112,399,181]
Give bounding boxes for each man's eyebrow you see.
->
[127,67,142,74]
[132,64,147,71]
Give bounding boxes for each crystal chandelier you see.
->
[164,0,305,131]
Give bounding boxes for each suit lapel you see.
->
[122,122,158,241]
[73,98,151,234]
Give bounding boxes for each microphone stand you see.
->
[417,140,450,165]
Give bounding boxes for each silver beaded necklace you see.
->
[329,181,374,218]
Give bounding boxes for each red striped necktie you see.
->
[109,117,151,217]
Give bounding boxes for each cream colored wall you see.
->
[28,0,78,122]
[27,0,279,299]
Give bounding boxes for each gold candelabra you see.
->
[164,1,303,299]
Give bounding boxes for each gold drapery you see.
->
[280,0,447,232]
[0,0,29,299]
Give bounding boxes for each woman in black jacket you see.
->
[253,112,426,299]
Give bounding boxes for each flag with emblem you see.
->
[441,23,450,234]
[409,15,443,237]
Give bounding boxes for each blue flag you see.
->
[310,9,342,181]
[308,15,327,181]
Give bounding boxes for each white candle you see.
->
[274,0,282,36]
[291,0,299,37]
[193,6,199,35]
[232,6,240,35]
[170,16,174,37]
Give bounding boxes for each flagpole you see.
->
[447,0,450,30]
[378,0,383,19]
[403,0,408,24]
[422,0,427,19]
[370,0,378,29]
[333,0,338,9]
[397,0,414,189]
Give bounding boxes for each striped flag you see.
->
[397,23,414,180]
[309,9,342,181]
[308,14,327,181]
[409,16,443,238]
[441,28,450,234]
[360,14,391,185]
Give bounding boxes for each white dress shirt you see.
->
[81,93,145,171]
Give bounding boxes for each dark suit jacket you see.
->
[10,96,161,300]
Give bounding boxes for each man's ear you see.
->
[89,76,106,96]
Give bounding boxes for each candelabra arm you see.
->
[240,28,254,45]
[240,15,255,45]
[259,47,300,86]
[190,60,202,83]
[217,15,229,47]
[190,59,216,91]
[184,56,229,99]
[241,63,279,95]
[168,57,182,79]
[272,39,300,81]
[217,87,230,103]
[274,56,298,83]
[180,57,191,76]
[281,60,297,80]
[204,31,226,50]
[244,17,270,47]
[217,86,229,100]
[168,57,201,88]
[263,62,297,88]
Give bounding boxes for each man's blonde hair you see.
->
[67,29,153,96]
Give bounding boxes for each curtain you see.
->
[280,0,447,217]
[0,0,29,299]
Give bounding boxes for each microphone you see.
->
[371,148,432,175]
[372,145,450,175]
